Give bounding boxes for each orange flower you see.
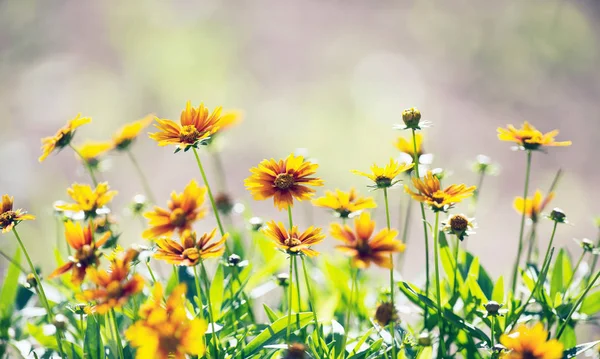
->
[312,188,376,218]
[49,221,110,284]
[245,154,324,210]
[56,183,118,218]
[263,221,325,256]
[154,229,228,266]
[149,101,222,150]
[0,195,35,233]
[351,159,414,189]
[39,114,91,162]
[126,283,207,359]
[330,212,405,269]
[112,115,154,151]
[142,180,207,239]
[513,190,554,222]
[81,249,144,314]
[497,121,571,150]
[500,323,563,359]
[405,171,476,212]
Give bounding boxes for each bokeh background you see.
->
[1,0,599,296]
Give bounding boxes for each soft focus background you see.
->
[1,0,599,290]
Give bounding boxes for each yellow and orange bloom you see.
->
[142,180,207,239]
[245,154,324,210]
[497,121,571,151]
[39,114,91,162]
[149,101,223,150]
[154,229,228,266]
[263,221,325,256]
[405,171,476,212]
[395,133,424,158]
[312,188,376,218]
[80,249,144,314]
[0,195,35,233]
[217,110,243,133]
[330,212,405,269]
[500,323,563,359]
[513,190,554,223]
[74,141,114,168]
[352,159,414,189]
[56,182,118,218]
[112,114,154,151]
[49,221,110,284]
[126,283,207,359]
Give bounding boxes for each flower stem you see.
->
[511,150,532,294]
[110,309,124,359]
[286,255,294,343]
[126,149,157,203]
[490,316,495,348]
[342,265,357,356]
[293,256,302,334]
[432,211,445,356]
[145,260,157,284]
[197,262,220,357]
[399,195,412,268]
[382,188,396,357]
[556,269,600,339]
[524,224,538,266]
[588,230,600,285]
[12,228,66,359]
[452,235,460,299]
[563,251,585,301]
[287,205,294,230]
[69,144,98,186]
[411,128,431,323]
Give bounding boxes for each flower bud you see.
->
[549,208,567,223]
[228,254,241,266]
[484,301,502,316]
[417,332,432,346]
[581,238,594,252]
[25,273,38,289]
[53,314,68,331]
[73,303,88,315]
[249,217,264,231]
[276,273,289,287]
[402,108,421,129]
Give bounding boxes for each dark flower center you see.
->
[56,131,74,149]
[522,351,539,359]
[375,302,397,326]
[74,244,97,266]
[375,176,392,188]
[182,248,200,263]
[284,236,302,247]
[356,239,372,256]
[179,125,200,144]
[106,282,122,299]
[285,343,307,359]
[431,192,446,204]
[159,335,181,354]
[450,215,469,232]
[274,173,295,189]
[0,211,16,228]
[169,208,187,228]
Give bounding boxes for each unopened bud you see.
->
[25,273,38,289]
[402,108,421,129]
[417,332,431,346]
[550,208,567,223]
[484,301,502,316]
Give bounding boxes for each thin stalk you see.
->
[197,263,220,357]
[432,211,445,356]
[452,235,460,298]
[286,256,294,343]
[588,230,600,284]
[293,256,302,334]
[563,251,585,301]
[556,269,600,339]
[524,224,538,266]
[110,309,124,359]
[399,195,412,268]
[490,316,495,348]
[145,260,158,284]
[126,149,156,203]
[470,170,486,217]
[13,228,66,359]
[382,188,396,357]
[80,312,85,346]
[511,150,532,294]
[69,144,98,186]
[342,266,357,357]
[0,249,27,273]
[411,128,430,322]
[287,205,294,229]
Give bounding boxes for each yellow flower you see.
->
[0,195,35,233]
[74,141,114,167]
[500,323,563,359]
[149,101,222,150]
[126,283,207,359]
[142,180,207,239]
[514,190,554,222]
[351,159,414,189]
[154,229,228,266]
[217,110,243,132]
[395,133,424,157]
[39,114,91,162]
[497,121,571,150]
[112,114,154,151]
[405,171,476,212]
[56,183,118,218]
[245,154,324,210]
[312,188,376,218]
[330,212,405,269]
[263,221,325,256]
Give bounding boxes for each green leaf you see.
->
[262,304,278,323]
[551,250,566,299]
[580,290,600,315]
[243,312,313,357]
[209,264,224,320]
[0,248,21,319]
[417,347,433,359]
[84,314,103,359]
[331,319,345,358]
[492,276,504,303]
[562,340,600,358]
[439,231,456,286]
[557,325,576,350]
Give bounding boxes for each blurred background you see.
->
[1,0,599,292]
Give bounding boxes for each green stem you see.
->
[556,269,600,339]
[127,149,157,203]
[13,228,66,359]
[110,309,124,359]
[342,266,357,357]
[563,251,585,301]
[588,230,600,284]
[524,224,538,266]
[286,256,294,343]
[432,211,445,357]
[80,312,85,346]
[382,188,396,357]
[293,256,302,335]
[197,262,220,357]
[0,249,27,273]
[399,195,412,268]
[452,235,460,299]
[490,316,495,348]
[69,144,99,186]
[511,150,532,294]
[287,205,294,230]
[145,260,157,284]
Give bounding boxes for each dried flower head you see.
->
[39,114,91,162]
[214,192,234,215]
[497,121,571,151]
[0,195,35,233]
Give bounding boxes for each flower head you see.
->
[81,249,144,314]
[374,302,399,326]
[395,133,424,158]
[312,188,376,218]
[513,190,554,223]
[499,323,563,359]
[497,121,571,151]
[330,212,405,269]
[142,180,207,239]
[126,283,207,359]
[352,159,414,189]
[442,214,476,241]
[154,229,228,266]
[75,141,114,168]
[56,183,118,218]
[263,221,325,256]
[405,171,476,212]
[49,221,110,284]
[215,110,243,133]
[149,102,223,151]
[112,115,154,151]
[39,114,91,162]
[0,195,35,233]
[245,154,324,210]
